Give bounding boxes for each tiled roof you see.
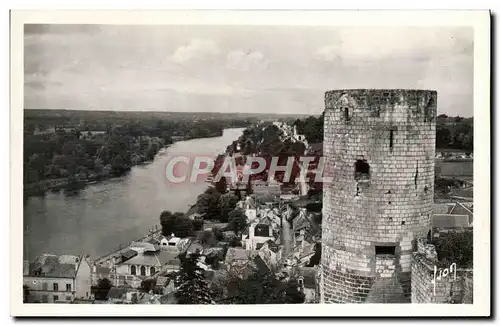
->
[432,214,470,229]
[253,255,270,274]
[433,203,454,215]
[95,265,111,275]
[130,242,159,252]
[450,187,473,199]
[121,253,161,267]
[29,254,81,278]
[225,248,258,263]
[121,249,138,260]
[157,251,180,266]
[202,247,224,257]
[186,242,204,254]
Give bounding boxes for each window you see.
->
[53,283,58,291]
[66,284,71,292]
[344,107,351,121]
[150,267,156,275]
[131,265,136,275]
[66,296,72,301]
[53,295,59,302]
[254,224,270,237]
[42,282,48,290]
[375,246,396,256]
[140,266,146,276]
[389,129,395,152]
[354,160,370,181]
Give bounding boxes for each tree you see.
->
[159,211,194,238]
[215,176,228,194]
[199,230,217,246]
[192,218,204,231]
[95,278,112,300]
[218,192,239,222]
[141,278,157,293]
[432,231,473,267]
[212,227,224,241]
[175,253,213,304]
[284,279,306,304]
[23,285,31,303]
[196,187,222,220]
[228,209,247,236]
[225,271,290,304]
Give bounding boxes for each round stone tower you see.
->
[320,89,437,303]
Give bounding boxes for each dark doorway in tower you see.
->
[375,245,396,256]
[355,159,370,181]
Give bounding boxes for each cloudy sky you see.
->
[24,25,473,116]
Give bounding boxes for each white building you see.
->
[23,254,92,303]
[243,223,275,251]
[112,243,181,288]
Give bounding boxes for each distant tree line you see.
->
[23,111,252,195]
[292,112,473,151]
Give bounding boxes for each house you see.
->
[91,265,111,286]
[432,214,470,230]
[185,242,204,256]
[251,180,282,197]
[242,223,275,251]
[159,235,191,253]
[106,286,132,303]
[450,187,474,202]
[292,237,316,267]
[296,266,319,303]
[23,254,92,303]
[114,246,180,288]
[292,208,320,236]
[256,208,281,231]
[224,248,259,279]
[432,201,474,234]
[258,240,282,271]
[202,247,225,262]
[448,201,474,225]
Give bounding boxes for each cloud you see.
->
[171,39,219,63]
[314,45,340,62]
[225,50,267,71]
[314,27,473,63]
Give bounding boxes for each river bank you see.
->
[23,128,245,259]
[23,131,225,198]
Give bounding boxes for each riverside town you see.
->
[21,23,475,307]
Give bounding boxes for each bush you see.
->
[432,231,473,267]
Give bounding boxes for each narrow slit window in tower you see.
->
[375,245,396,256]
[389,129,394,152]
[355,159,370,181]
[414,163,419,189]
[344,107,350,121]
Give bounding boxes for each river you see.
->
[23,128,244,260]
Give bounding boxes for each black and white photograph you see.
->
[9,9,490,317]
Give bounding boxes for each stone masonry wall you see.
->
[321,89,437,303]
[411,239,473,303]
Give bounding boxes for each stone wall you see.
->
[411,239,473,303]
[320,89,437,303]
